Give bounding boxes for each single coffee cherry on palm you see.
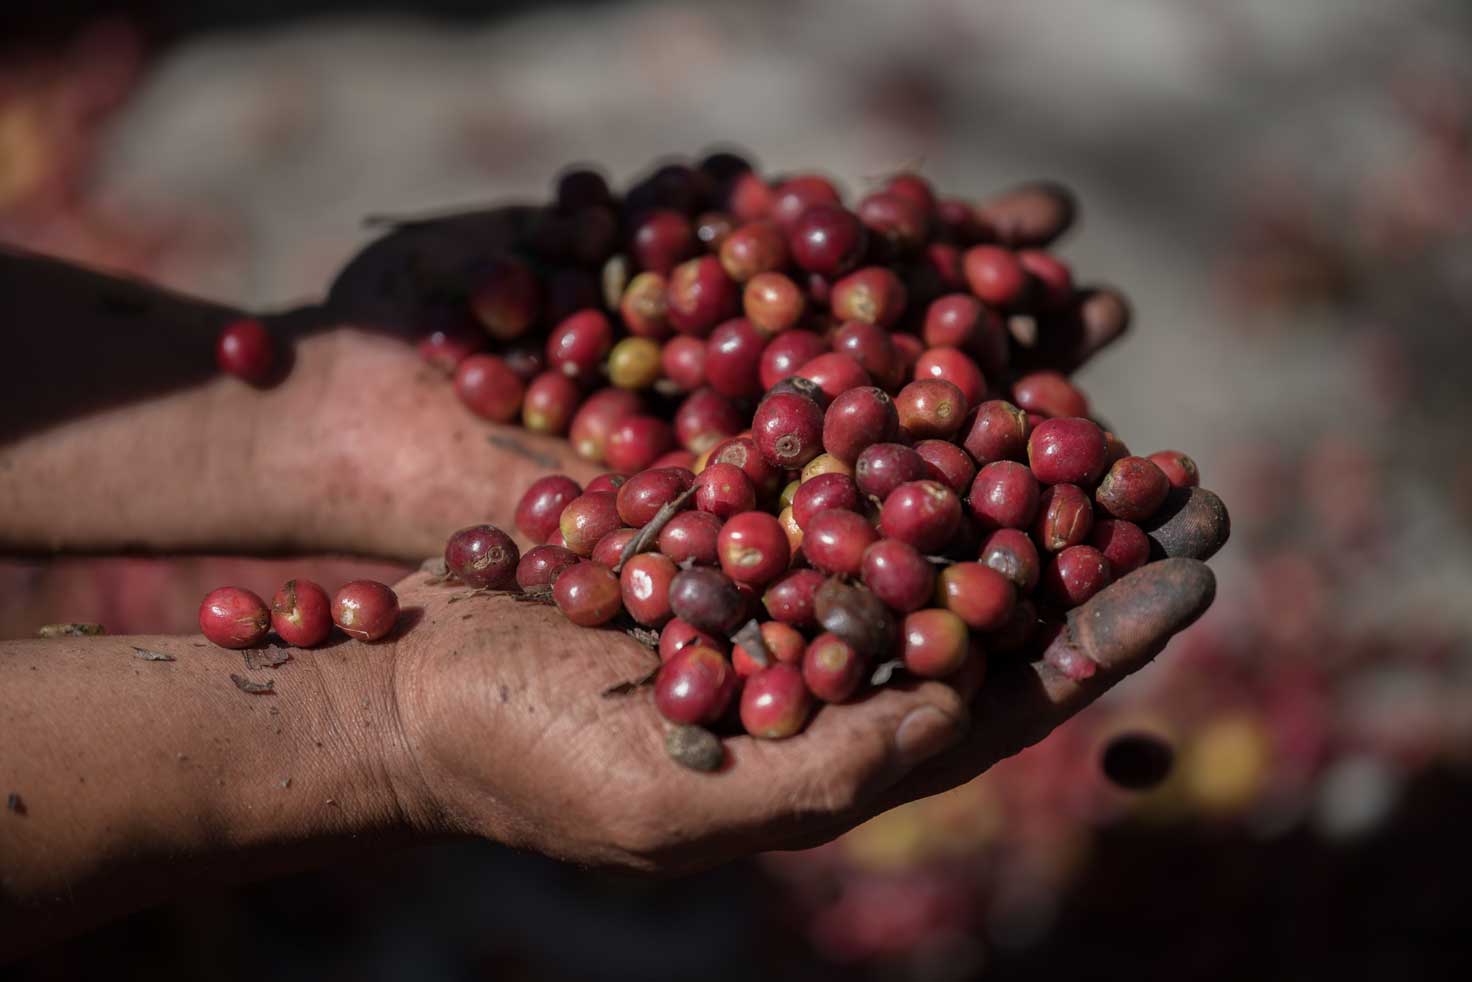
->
[831,266,908,328]
[553,561,624,627]
[822,386,899,464]
[753,391,826,469]
[733,619,807,676]
[668,566,748,635]
[1147,450,1200,489]
[935,562,1015,631]
[444,524,520,589]
[656,646,738,726]
[718,511,791,587]
[454,354,526,422]
[789,203,868,277]
[559,491,622,557]
[1012,370,1089,419]
[620,552,679,627]
[657,510,724,565]
[895,379,968,441]
[569,388,642,464]
[741,663,813,738]
[804,509,880,576]
[963,245,1028,307]
[762,568,826,628]
[879,480,963,553]
[199,586,270,649]
[854,442,927,500]
[1028,417,1109,486]
[1095,456,1171,522]
[803,633,866,702]
[901,608,971,678]
[978,528,1041,593]
[1043,545,1113,608]
[660,618,730,661]
[332,580,400,642]
[515,544,580,590]
[861,538,935,613]
[514,475,582,544]
[965,400,1031,465]
[1101,731,1175,790]
[969,460,1041,531]
[270,579,332,648]
[1034,483,1094,552]
[1090,518,1151,577]
[216,318,275,384]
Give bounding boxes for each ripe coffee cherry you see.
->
[514,475,581,544]
[553,561,624,627]
[631,209,695,274]
[935,562,1015,631]
[545,310,614,382]
[1090,518,1150,577]
[559,491,622,556]
[268,579,332,648]
[605,415,675,473]
[1012,370,1089,419]
[606,337,662,390]
[418,319,485,374]
[199,586,270,649]
[772,174,842,230]
[620,552,679,627]
[708,435,783,500]
[216,318,275,384]
[694,462,757,518]
[660,335,707,391]
[914,439,976,496]
[963,245,1028,307]
[660,618,729,661]
[1028,417,1109,486]
[743,272,806,335]
[883,172,937,214]
[656,646,738,725]
[889,331,925,377]
[741,663,813,738]
[591,527,639,568]
[733,620,806,676]
[901,608,971,678]
[895,378,968,440]
[668,567,748,634]
[658,510,724,565]
[879,480,963,553]
[965,400,1031,464]
[516,544,580,590]
[914,346,987,407]
[1017,249,1074,311]
[969,460,1041,530]
[831,267,907,328]
[521,371,583,434]
[861,538,935,613]
[831,320,901,391]
[705,318,768,398]
[858,190,929,254]
[789,203,868,277]
[759,330,828,390]
[1043,545,1113,608]
[762,568,826,628]
[620,271,670,340]
[1035,483,1094,552]
[569,388,641,463]
[725,171,775,222]
[753,391,826,469]
[674,388,744,453]
[445,524,520,589]
[792,473,861,531]
[668,256,738,337]
[922,294,987,349]
[584,473,626,494]
[718,511,791,586]
[470,257,541,339]
[332,581,400,642]
[1096,456,1171,522]
[854,442,927,500]
[616,467,694,527]
[720,220,788,282]
[1148,450,1200,489]
[454,355,526,422]
[796,352,872,401]
[979,528,1042,593]
[803,633,866,702]
[804,509,879,576]
[801,452,853,482]
[823,386,899,463]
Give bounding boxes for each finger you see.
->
[975,181,1078,248]
[1144,487,1231,561]
[1019,285,1132,375]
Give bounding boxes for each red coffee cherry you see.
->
[553,561,623,627]
[331,580,400,642]
[444,524,520,589]
[199,586,270,649]
[270,579,332,648]
[656,645,738,725]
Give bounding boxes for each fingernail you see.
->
[894,705,964,771]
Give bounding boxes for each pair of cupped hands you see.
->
[88,188,1231,875]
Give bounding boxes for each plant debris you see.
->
[624,626,661,649]
[38,623,106,638]
[132,647,175,662]
[486,432,560,469]
[870,659,907,686]
[731,619,772,668]
[419,556,451,584]
[601,663,660,697]
[508,586,555,606]
[615,484,697,572]
[230,674,275,695]
[665,726,724,773]
[243,647,291,670]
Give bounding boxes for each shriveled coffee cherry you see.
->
[705,317,768,398]
[591,528,639,568]
[831,320,901,391]
[792,473,861,531]
[584,472,626,494]
[605,415,675,473]
[656,646,737,725]
[814,578,897,659]
[855,442,927,500]
[216,318,274,384]
[1095,455,1170,522]
[569,387,641,463]
[803,633,866,702]
[667,256,738,337]
[445,524,520,589]
[516,544,580,590]
[789,203,868,277]
[914,346,987,407]
[880,480,963,553]
[454,354,526,422]
[553,561,623,627]
[936,562,1015,631]
[1043,545,1113,608]
[1012,370,1089,419]
[741,663,812,739]
[895,378,968,441]
[858,190,929,255]
[914,440,976,496]
[823,386,899,463]
[199,586,270,649]
[759,330,828,390]
[660,618,729,661]
[513,475,581,544]
[1101,731,1175,790]
[801,452,853,482]
[1035,483,1094,552]
[470,257,541,339]
[831,267,907,328]
[979,527,1041,593]
[733,620,806,676]
[718,511,791,587]
[521,372,582,435]
[743,272,806,335]
[804,509,880,576]
[861,538,935,613]
[766,373,831,408]
[720,220,788,282]
[796,352,872,401]
[332,580,400,642]
[660,335,707,391]
[694,462,757,518]
[1028,417,1109,486]
[762,568,826,628]
[545,309,614,383]
[965,399,1030,464]
[969,461,1041,531]
[1148,450,1200,489]
[620,552,678,627]
[559,491,622,556]
[674,388,744,454]
[631,209,695,275]
[753,391,826,469]
[658,510,724,565]
[963,245,1028,307]
[668,566,747,635]
[772,174,842,230]
[1090,518,1150,577]
[901,608,971,678]
[616,467,694,527]
[268,579,332,648]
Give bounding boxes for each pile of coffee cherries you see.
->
[419,152,1205,760]
[198,579,400,649]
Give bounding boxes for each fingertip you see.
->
[1145,487,1232,561]
[976,180,1078,248]
[1063,558,1216,675]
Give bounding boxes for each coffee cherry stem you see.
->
[614,483,699,572]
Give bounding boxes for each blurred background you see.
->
[4,0,1472,978]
